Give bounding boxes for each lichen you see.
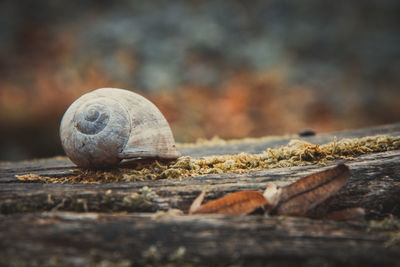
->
[142,245,161,262]
[15,134,400,184]
[122,186,157,210]
[368,216,400,231]
[168,246,186,261]
[368,216,400,247]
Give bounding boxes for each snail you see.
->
[60,88,180,168]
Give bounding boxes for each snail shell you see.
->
[60,88,180,168]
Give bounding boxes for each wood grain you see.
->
[0,123,399,266]
[0,212,398,266]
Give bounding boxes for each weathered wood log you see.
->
[0,123,399,266]
[0,212,399,266]
[0,151,399,219]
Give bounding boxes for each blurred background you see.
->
[0,0,399,161]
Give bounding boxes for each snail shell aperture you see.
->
[60,88,180,168]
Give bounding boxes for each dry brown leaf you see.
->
[189,190,267,215]
[263,182,281,209]
[188,164,353,218]
[189,190,206,214]
[322,207,365,221]
[273,164,350,216]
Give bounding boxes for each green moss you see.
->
[16,135,400,184]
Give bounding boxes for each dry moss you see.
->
[15,135,400,184]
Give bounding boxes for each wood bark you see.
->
[0,123,400,266]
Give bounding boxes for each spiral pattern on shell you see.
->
[60,88,180,168]
[74,101,110,135]
[60,92,131,168]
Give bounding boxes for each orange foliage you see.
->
[150,71,348,141]
[0,29,394,143]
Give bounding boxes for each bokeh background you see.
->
[0,0,399,161]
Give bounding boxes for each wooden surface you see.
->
[1,123,400,266]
